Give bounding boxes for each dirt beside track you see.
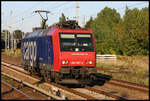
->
[1,52,21,66]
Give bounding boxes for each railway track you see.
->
[2,62,149,100]
[95,73,149,93]
[1,62,91,100]
[4,61,148,90]
[1,62,119,100]
[84,86,127,100]
[72,86,128,100]
[1,80,32,100]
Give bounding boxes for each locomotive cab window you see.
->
[60,34,76,47]
[59,33,94,52]
[76,34,92,47]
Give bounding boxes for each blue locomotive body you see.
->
[21,29,54,71]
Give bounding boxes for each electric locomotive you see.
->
[21,20,97,85]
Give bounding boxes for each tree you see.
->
[122,6,149,56]
[84,6,149,56]
[1,30,10,40]
[85,16,93,28]
[59,13,66,23]
[13,30,24,40]
[86,7,121,54]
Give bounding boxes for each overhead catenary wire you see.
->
[47,2,71,11]
[42,2,68,11]
[117,2,148,10]
[6,2,72,27]
[50,3,74,16]
[11,13,37,26]
[85,2,148,20]
[13,2,43,19]
[10,2,51,25]
[3,2,148,31]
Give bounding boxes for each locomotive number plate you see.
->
[71,61,84,64]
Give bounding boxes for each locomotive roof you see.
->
[23,20,90,39]
[24,28,50,38]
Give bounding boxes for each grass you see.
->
[96,55,149,85]
[1,74,11,82]
[5,49,21,58]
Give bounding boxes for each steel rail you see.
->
[2,80,33,100]
[97,77,149,93]
[110,78,149,89]
[1,72,64,100]
[84,86,128,100]
[108,81,149,93]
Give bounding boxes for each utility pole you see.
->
[7,30,10,49]
[14,31,16,49]
[82,14,86,27]
[10,10,14,52]
[76,1,79,23]
[5,20,10,50]
[5,31,7,52]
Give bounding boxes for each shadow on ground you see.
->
[63,73,112,88]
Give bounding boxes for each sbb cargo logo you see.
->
[23,41,37,66]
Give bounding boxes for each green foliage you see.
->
[85,6,149,56]
[1,30,10,40]
[5,49,21,58]
[59,13,66,23]
[122,7,149,56]
[2,29,24,41]
[88,7,122,54]
[85,16,93,28]
[13,30,24,40]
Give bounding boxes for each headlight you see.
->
[62,60,68,64]
[62,61,65,64]
[86,61,92,64]
[65,61,68,64]
[89,61,92,64]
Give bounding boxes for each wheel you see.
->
[43,74,47,81]
[54,73,60,84]
[90,74,96,81]
[29,70,33,76]
[41,70,52,82]
[28,66,35,76]
[23,65,28,71]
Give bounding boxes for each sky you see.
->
[1,1,149,33]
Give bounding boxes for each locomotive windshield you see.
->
[60,34,76,47]
[59,33,94,52]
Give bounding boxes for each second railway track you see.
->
[96,73,149,93]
